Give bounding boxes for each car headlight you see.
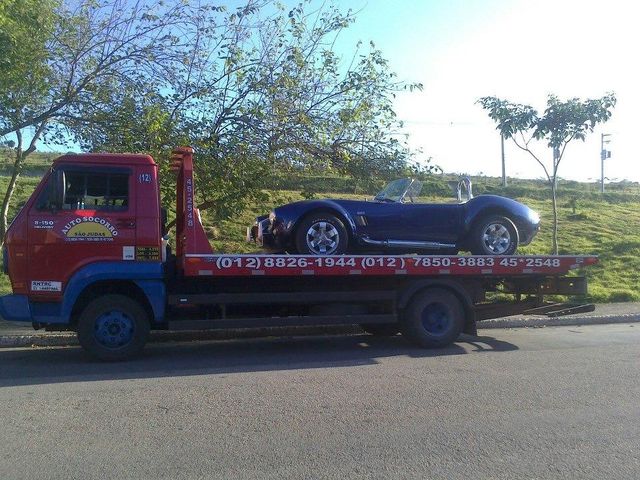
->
[529,210,540,224]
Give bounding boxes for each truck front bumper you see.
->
[0,294,32,323]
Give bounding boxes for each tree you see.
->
[1,0,421,239]
[0,0,56,103]
[0,0,58,240]
[183,2,421,216]
[0,0,215,242]
[71,1,421,221]
[478,93,616,254]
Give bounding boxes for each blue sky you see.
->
[331,0,638,182]
[33,0,637,182]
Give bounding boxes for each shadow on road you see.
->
[0,333,518,388]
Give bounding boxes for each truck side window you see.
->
[37,168,129,211]
[35,181,53,210]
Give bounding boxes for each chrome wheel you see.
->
[482,223,511,254]
[306,221,340,254]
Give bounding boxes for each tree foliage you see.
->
[478,93,616,253]
[0,0,424,239]
[0,0,58,115]
[65,1,422,219]
[0,0,59,239]
[0,0,222,241]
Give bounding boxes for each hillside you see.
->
[1,150,639,301]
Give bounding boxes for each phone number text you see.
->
[209,256,562,271]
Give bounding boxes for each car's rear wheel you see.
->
[469,215,519,255]
[295,213,348,255]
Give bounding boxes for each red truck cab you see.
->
[2,151,165,324]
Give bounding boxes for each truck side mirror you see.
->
[48,169,65,211]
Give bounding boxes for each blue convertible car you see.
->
[248,178,540,255]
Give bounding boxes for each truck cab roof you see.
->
[53,152,156,166]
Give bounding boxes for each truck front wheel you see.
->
[77,294,150,361]
[401,288,465,348]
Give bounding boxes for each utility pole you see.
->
[600,133,612,193]
[500,134,506,187]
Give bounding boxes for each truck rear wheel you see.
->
[77,294,150,361]
[401,288,464,348]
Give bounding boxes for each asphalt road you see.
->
[0,324,638,480]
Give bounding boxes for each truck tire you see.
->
[360,323,400,336]
[295,213,348,255]
[77,294,150,361]
[400,288,464,348]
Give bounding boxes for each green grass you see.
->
[200,187,640,303]
[1,154,638,302]
[516,197,640,302]
[0,149,57,177]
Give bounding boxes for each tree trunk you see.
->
[1,123,47,245]
[0,150,24,245]
[551,177,558,255]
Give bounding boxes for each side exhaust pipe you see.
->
[359,237,456,250]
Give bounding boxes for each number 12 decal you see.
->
[138,173,152,184]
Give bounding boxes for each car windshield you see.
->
[374,178,423,203]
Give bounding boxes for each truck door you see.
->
[26,165,137,297]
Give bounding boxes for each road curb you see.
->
[477,313,640,329]
[1,315,639,349]
[0,325,361,349]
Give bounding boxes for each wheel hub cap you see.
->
[94,310,135,348]
[482,223,510,254]
[421,303,450,336]
[306,221,339,254]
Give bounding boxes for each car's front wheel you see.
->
[469,215,519,255]
[294,213,348,255]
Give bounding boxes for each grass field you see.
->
[1,149,639,302]
[203,189,640,303]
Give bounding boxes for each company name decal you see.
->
[31,280,62,292]
[62,217,118,241]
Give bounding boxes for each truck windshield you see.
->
[36,167,129,211]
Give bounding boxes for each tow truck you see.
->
[0,147,597,360]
